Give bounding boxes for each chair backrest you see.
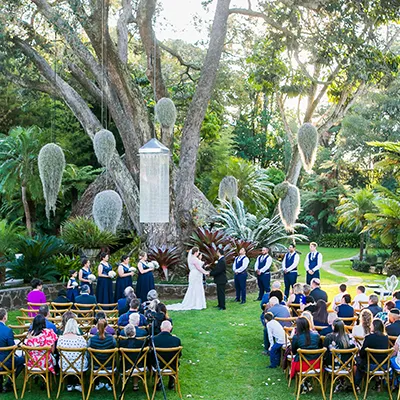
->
[289,304,302,317]
[154,346,183,374]
[16,316,33,326]
[119,347,149,371]
[20,308,34,318]
[58,347,87,375]
[21,345,52,373]
[339,317,358,326]
[352,336,364,348]
[297,348,326,375]
[388,336,397,348]
[344,325,354,333]
[88,348,118,373]
[275,317,297,325]
[330,347,358,375]
[96,303,118,311]
[95,309,118,318]
[50,302,73,317]
[75,317,94,335]
[366,348,393,375]
[0,346,16,374]
[74,303,96,312]
[283,326,294,346]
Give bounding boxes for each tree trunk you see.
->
[359,231,365,261]
[21,185,32,237]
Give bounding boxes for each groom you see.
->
[210,248,227,310]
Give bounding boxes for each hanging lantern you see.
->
[139,138,170,223]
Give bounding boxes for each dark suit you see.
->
[310,287,328,302]
[153,331,181,368]
[210,256,227,309]
[74,293,97,306]
[386,320,400,336]
[52,295,71,306]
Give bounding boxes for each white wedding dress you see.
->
[167,254,207,311]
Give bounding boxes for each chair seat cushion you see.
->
[152,366,173,374]
[301,369,320,375]
[94,368,117,374]
[324,367,350,375]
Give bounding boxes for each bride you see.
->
[167,247,210,311]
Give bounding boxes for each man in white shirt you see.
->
[264,312,285,368]
[304,242,323,285]
[353,285,369,310]
[233,248,250,304]
[333,284,347,311]
[282,244,300,298]
[254,247,273,300]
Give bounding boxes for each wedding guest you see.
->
[118,298,147,328]
[393,291,400,309]
[376,300,395,324]
[268,297,291,326]
[78,258,94,295]
[364,294,382,316]
[312,300,329,327]
[337,294,354,321]
[302,296,316,313]
[115,255,135,302]
[320,312,338,336]
[153,303,172,335]
[140,290,159,313]
[38,305,57,334]
[390,334,400,372]
[57,318,88,393]
[233,248,250,304]
[59,311,77,335]
[53,289,70,305]
[120,313,147,338]
[96,252,114,305]
[303,284,311,297]
[333,284,347,311]
[118,286,137,316]
[66,270,79,302]
[265,312,285,368]
[136,251,155,302]
[27,279,46,316]
[304,242,322,285]
[260,281,283,306]
[282,244,299,298]
[74,284,97,306]
[254,247,272,300]
[353,285,369,310]
[0,308,24,393]
[287,283,306,305]
[385,308,400,336]
[90,311,115,336]
[352,309,373,339]
[210,248,227,310]
[310,278,328,302]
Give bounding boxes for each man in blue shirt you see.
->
[38,305,58,334]
[118,298,147,327]
[0,308,24,393]
[337,294,355,321]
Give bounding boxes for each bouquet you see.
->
[72,281,79,288]
[149,261,160,270]
[108,270,117,279]
[88,274,97,282]
[129,266,137,273]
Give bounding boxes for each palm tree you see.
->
[336,188,377,261]
[0,126,42,236]
[368,141,400,179]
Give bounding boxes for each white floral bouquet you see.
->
[129,267,137,273]
[72,281,79,288]
[88,274,97,282]
[149,261,160,270]
[108,270,117,279]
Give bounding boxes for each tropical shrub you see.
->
[147,245,183,280]
[315,233,360,248]
[352,260,371,273]
[6,236,67,283]
[386,251,400,277]
[61,217,119,249]
[52,254,82,283]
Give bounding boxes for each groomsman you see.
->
[233,248,249,304]
[304,242,323,285]
[282,244,299,298]
[210,248,227,310]
[254,247,272,300]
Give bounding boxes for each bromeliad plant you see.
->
[147,245,182,281]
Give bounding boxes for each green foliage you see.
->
[266,167,285,185]
[386,252,400,277]
[109,234,141,267]
[147,245,184,279]
[92,190,123,234]
[297,123,318,173]
[52,254,82,283]
[315,233,360,248]
[38,143,66,220]
[155,98,177,129]
[61,217,119,249]
[368,140,400,180]
[6,236,67,283]
[352,260,371,273]
[278,183,301,232]
[274,181,289,199]
[93,129,116,167]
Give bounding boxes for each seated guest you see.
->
[353,285,369,310]
[268,297,291,327]
[90,311,116,336]
[153,321,181,391]
[333,284,347,311]
[353,309,373,339]
[301,311,315,331]
[260,281,283,308]
[74,284,97,306]
[25,315,58,375]
[37,305,57,334]
[264,312,285,368]
[354,319,389,392]
[303,284,311,297]
[118,286,136,316]
[58,311,77,335]
[301,296,316,313]
[287,283,306,306]
[393,291,400,309]
[312,299,329,327]
[118,298,147,328]
[120,313,147,338]
[27,278,47,316]
[87,318,116,392]
[0,308,24,393]
[57,318,88,392]
[309,278,328,303]
[390,333,400,372]
[52,289,70,306]
[320,312,338,336]
[375,300,395,324]
[290,317,322,393]
[337,294,354,322]
[364,294,382,317]
[153,303,173,336]
[385,308,400,336]
[140,290,159,314]
[323,319,355,371]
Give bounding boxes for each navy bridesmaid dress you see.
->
[114,264,133,302]
[66,278,79,302]
[80,267,94,295]
[136,261,155,302]
[96,262,114,304]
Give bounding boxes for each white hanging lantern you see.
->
[139,138,170,223]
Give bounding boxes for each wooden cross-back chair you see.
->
[389,335,398,348]
[86,348,118,400]
[352,336,364,349]
[72,307,95,318]
[96,303,118,311]
[9,324,30,343]
[20,345,53,399]
[283,326,294,385]
[339,317,358,327]
[120,347,150,400]
[56,347,88,400]
[275,317,297,326]
[364,348,393,400]
[95,309,118,318]
[151,346,183,400]
[16,316,33,327]
[295,348,327,400]
[26,303,49,317]
[0,345,18,399]
[19,309,34,318]
[289,304,302,317]
[50,302,73,317]
[325,347,359,400]
[75,317,94,337]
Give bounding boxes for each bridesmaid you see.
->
[79,257,94,295]
[66,270,79,302]
[136,251,155,302]
[96,252,114,304]
[114,255,135,302]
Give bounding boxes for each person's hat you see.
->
[390,308,400,315]
[147,289,158,301]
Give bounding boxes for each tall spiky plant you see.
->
[92,190,123,234]
[297,123,319,173]
[93,129,116,167]
[38,143,66,220]
[218,176,238,201]
[275,182,301,232]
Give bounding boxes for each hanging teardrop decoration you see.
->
[92,190,122,234]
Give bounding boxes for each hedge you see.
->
[313,233,360,248]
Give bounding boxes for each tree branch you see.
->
[158,42,201,71]
[117,0,134,64]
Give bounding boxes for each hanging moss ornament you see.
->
[218,176,238,202]
[278,182,300,232]
[92,190,122,234]
[38,143,66,220]
[297,123,319,173]
[93,129,116,167]
[155,98,177,129]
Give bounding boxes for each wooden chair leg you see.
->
[329,375,334,400]
[296,375,302,400]
[151,374,159,400]
[320,374,326,400]
[176,375,182,399]
[363,376,369,400]
[56,373,63,399]
[86,375,94,400]
[80,373,86,400]
[387,373,393,400]
[144,373,150,400]
[46,373,51,399]
[20,372,28,399]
